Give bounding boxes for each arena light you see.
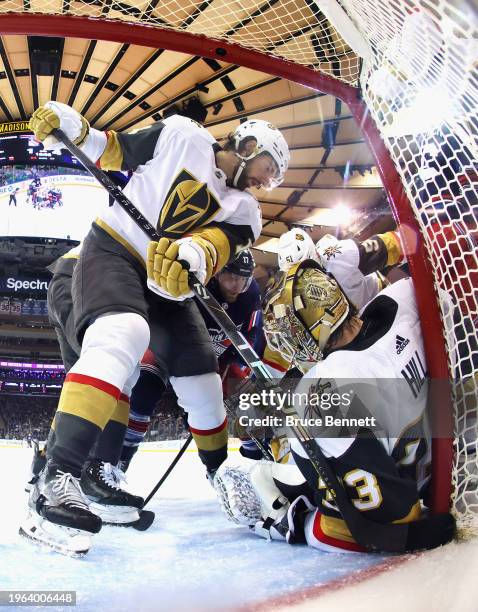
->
[384,85,457,138]
[333,204,354,226]
[301,205,354,227]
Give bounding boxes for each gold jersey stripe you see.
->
[392,501,422,524]
[320,513,356,543]
[191,427,228,452]
[95,217,146,267]
[99,130,124,171]
[188,226,231,274]
[58,381,118,430]
[110,397,130,426]
[379,231,403,267]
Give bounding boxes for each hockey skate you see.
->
[25,441,47,493]
[81,460,145,526]
[19,468,102,557]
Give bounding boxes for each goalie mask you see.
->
[232,120,290,191]
[263,261,349,367]
[278,228,317,271]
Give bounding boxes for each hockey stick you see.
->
[53,129,454,553]
[143,433,193,507]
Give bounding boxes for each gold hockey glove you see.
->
[30,102,90,147]
[147,236,217,298]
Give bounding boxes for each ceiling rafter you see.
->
[0,38,26,120]
[288,163,375,172]
[117,64,240,131]
[203,77,280,109]
[140,0,169,25]
[50,38,65,101]
[256,230,280,239]
[277,183,381,190]
[88,48,164,126]
[0,96,13,121]
[67,40,97,108]
[100,55,202,130]
[27,37,39,111]
[258,198,375,210]
[262,96,345,228]
[81,43,130,116]
[181,0,216,29]
[278,114,353,132]
[225,0,282,37]
[205,92,325,129]
[289,139,365,150]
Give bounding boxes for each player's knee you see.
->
[75,313,150,388]
[170,372,225,429]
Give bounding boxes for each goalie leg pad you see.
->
[214,465,262,526]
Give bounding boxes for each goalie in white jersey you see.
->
[21,102,290,555]
[216,262,440,552]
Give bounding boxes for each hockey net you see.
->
[0,0,476,533]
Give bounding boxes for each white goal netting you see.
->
[339,0,477,533]
[0,0,476,532]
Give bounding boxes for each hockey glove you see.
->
[30,101,90,151]
[147,236,217,299]
[253,495,314,544]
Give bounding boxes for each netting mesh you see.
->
[0,0,360,83]
[0,0,476,531]
[339,0,477,533]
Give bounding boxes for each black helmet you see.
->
[223,249,255,277]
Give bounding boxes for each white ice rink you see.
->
[1,445,478,612]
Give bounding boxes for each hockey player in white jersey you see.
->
[215,262,451,552]
[21,102,289,555]
[263,228,405,377]
[277,227,403,309]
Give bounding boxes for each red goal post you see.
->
[0,0,475,532]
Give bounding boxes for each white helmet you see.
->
[278,228,317,271]
[232,119,290,190]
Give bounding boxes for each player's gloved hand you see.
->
[146,236,217,299]
[253,495,314,544]
[30,101,90,151]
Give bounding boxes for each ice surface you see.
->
[0,446,384,611]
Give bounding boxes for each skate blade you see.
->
[19,513,92,558]
[89,502,140,524]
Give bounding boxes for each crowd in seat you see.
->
[0,387,191,442]
[0,396,56,440]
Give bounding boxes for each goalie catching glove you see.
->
[147,235,217,299]
[30,101,90,151]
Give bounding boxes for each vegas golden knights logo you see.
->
[159,169,220,237]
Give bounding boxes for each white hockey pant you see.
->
[70,312,150,400]
[170,372,226,431]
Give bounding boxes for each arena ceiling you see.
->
[0,31,392,269]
